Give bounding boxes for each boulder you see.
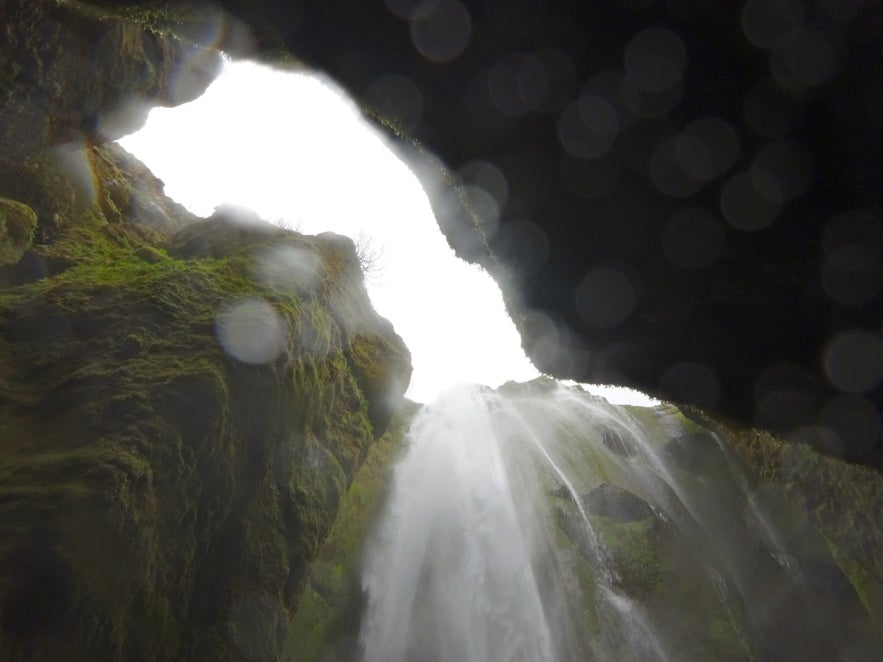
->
[583,483,655,523]
[601,427,637,457]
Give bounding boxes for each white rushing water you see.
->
[355,380,872,661]
[360,386,556,662]
[359,382,685,662]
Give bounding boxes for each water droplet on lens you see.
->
[824,329,883,393]
[410,0,472,62]
[720,170,783,231]
[575,267,637,329]
[216,297,287,364]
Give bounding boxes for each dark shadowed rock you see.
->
[3,0,883,463]
[0,200,410,659]
[583,483,655,523]
[213,0,883,464]
[602,427,637,457]
[664,431,726,473]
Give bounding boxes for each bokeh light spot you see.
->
[720,170,783,231]
[521,310,562,371]
[557,97,619,159]
[460,185,501,240]
[819,395,881,457]
[365,74,424,133]
[676,117,740,182]
[575,267,637,329]
[253,245,322,295]
[823,245,882,306]
[741,0,804,50]
[650,138,704,198]
[488,53,546,117]
[824,329,883,394]
[494,219,550,278]
[770,26,842,91]
[216,297,287,364]
[752,140,812,201]
[54,143,98,209]
[410,0,472,63]
[384,0,423,20]
[753,362,822,430]
[458,161,509,208]
[822,209,883,305]
[531,49,578,112]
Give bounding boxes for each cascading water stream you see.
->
[360,383,684,661]
[359,387,557,662]
[355,380,876,661]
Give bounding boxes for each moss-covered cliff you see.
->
[288,382,881,661]
[0,2,412,659]
[0,153,411,659]
[686,407,883,639]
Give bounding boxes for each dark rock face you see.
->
[3,1,882,462]
[0,0,231,164]
[213,0,883,463]
[0,204,411,657]
[583,483,656,522]
[601,427,637,457]
[664,430,727,473]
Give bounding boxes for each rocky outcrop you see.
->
[663,430,727,474]
[3,0,882,462]
[213,0,883,463]
[288,382,881,660]
[601,427,637,457]
[0,191,410,658]
[0,3,416,659]
[699,409,883,639]
[0,0,233,164]
[582,483,655,522]
[0,198,37,265]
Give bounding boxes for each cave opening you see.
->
[118,57,657,407]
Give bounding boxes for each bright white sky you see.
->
[118,59,656,407]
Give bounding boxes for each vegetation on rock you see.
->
[0,158,410,659]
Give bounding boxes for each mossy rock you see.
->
[583,483,656,523]
[0,0,224,164]
[0,142,198,257]
[0,197,37,265]
[284,401,420,662]
[591,516,665,598]
[0,213,411,659]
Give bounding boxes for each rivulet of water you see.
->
[357,381,875,661]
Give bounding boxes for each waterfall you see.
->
[356,380,876,661]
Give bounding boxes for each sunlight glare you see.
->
[118,59,659,407]
[119,59,539,403]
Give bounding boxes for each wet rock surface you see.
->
[3,0,883,462]
[219,0,883,464]
[583,483,656,522]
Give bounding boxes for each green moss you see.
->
[284,401,419,661]
[0,197,37,264]
[0,213,411,659]
[591,516,664,598]
[702,423,883,636]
